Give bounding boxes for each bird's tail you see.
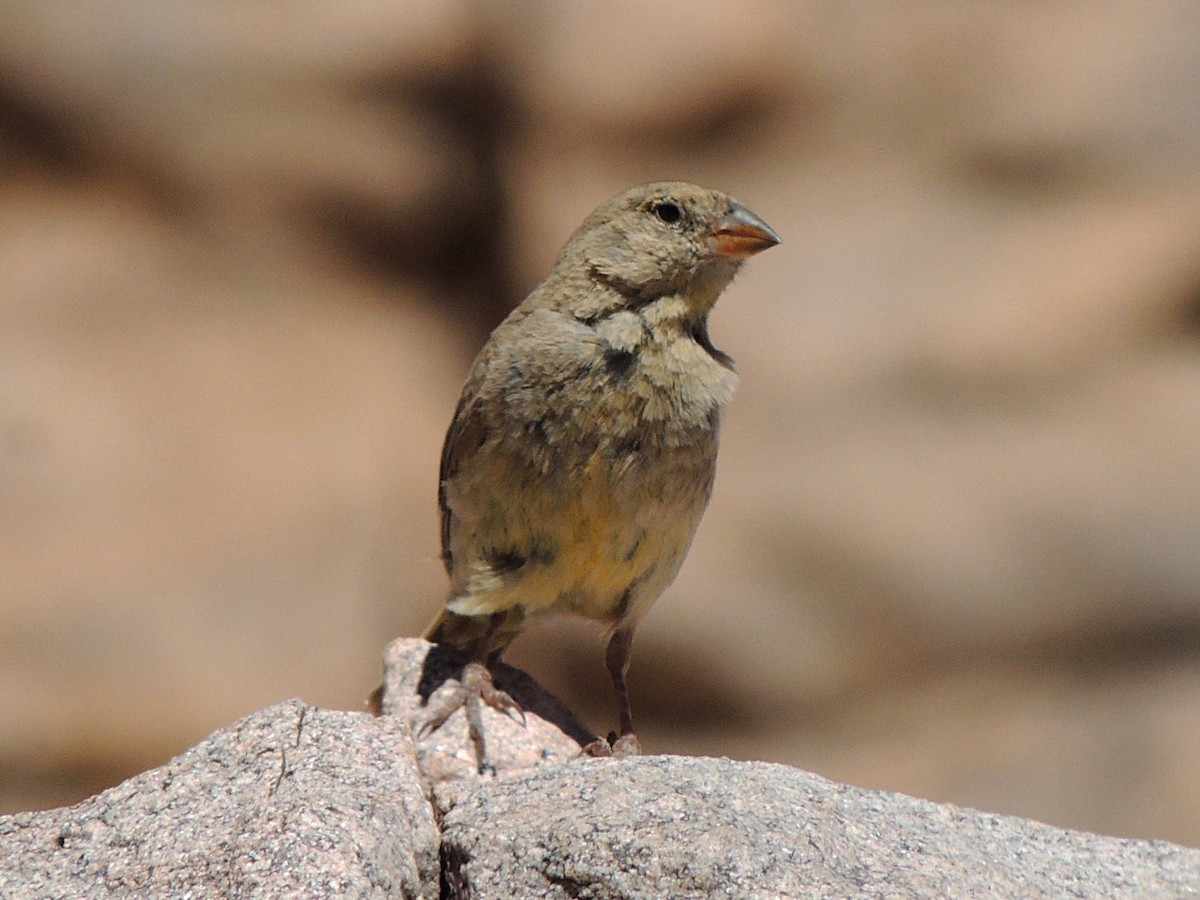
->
[422,607,525,655]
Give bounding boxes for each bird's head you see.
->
[558,182,780,319]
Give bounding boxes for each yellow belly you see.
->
[444,441,710,628]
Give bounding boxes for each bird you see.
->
[414,181,779,765]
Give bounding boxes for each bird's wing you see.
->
[437,360,489,576]
[436,308,605,575]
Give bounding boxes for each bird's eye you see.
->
[652,201,683,225]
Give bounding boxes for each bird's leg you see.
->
[418,611,524,771]
[583,626,642,757]
[606,626,642,755]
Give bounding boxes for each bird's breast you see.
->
[444,320,733,623]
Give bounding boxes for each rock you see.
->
[2,645,1199,898]
[0,700,440,898]
[439,756,1200,898]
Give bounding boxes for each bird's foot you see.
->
[581,731,642,758]
[417,660,525,771]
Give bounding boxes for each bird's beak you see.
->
[708,203,781,259]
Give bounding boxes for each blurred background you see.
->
[3,2,1200,846]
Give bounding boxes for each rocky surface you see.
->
[438,757,1200,899]
[2,3,1200,847]
[3,642,1198,898]
[0,700,439,898]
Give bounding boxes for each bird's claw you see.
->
[417,661,526,770]
[580,731,641,758]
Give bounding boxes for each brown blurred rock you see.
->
[0,3,496,813]
[0,179,460,810]
[2,0,1200,852]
